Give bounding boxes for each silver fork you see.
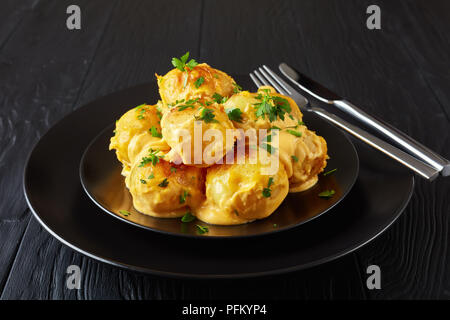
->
[250,65,439,180]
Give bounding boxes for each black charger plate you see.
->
[23,76,414,278]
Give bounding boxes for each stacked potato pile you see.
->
[110,53,327,225]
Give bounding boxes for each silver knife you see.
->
[279,62,450,177]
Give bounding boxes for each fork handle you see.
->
[334,100,450,176]
[311,106,440,180]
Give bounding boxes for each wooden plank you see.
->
[0,0,37,49]
[0,0,116,221]
[76,0,205,107]
[1,217,365,299]
[0,217,29,295]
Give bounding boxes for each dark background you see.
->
[0,0,449,299]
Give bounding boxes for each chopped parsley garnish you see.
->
[148,173,155,179]
[261,142,276,155]
[254,89,291,122]
[176,98,199,111]
[150,126,162,138]
[181,212,196,223]
[233,82,242,93]
[262,177,274,198]
[291,155,299,162]
[138,149,162,167]
[270,126,281,131]
[168,99,185,107]
[273,223,278,228]
[194,107,218,123]
[323,168,337,176]
[171,51,198,72]
[140,179,147,184]
[234,209,239,216]
[194,76,204,88]
[298,120,305,126]
[318,190,335,198]
[119,210,131,216]
[135,104,147,120]
[179,190,190,204]
[226,108,243,122]
[263,134,272,142]
[196,224,209,234]
[156,105,163,119]
[286,129,302,137]
[170,166,177,173]
[212,92,227,104]
[158,178,169,188]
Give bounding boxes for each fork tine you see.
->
[262,65,298,95]
[253,69,269,87]
[249,72,263,88]
[257,67,290,96]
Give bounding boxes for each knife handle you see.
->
[334,100,450,176]
[310,106,440,180]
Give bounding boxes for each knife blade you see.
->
[279,62,340,103]
[278,62,450,176]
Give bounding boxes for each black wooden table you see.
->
[0,0,449,300]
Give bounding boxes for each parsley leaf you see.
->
[195,107,219,123]
[140,179,147,184]
[150,126,162,138]
[233,82,242,93]
[323,168,337,176]
[171,52,198,72]
[262,188,271,198]
[254,90,291,122]
[138,149,162,167]
[177,98,199,111]
[262,177,274,198]
[194,76,204,88]
[148,173,155,179]
[158,178,169,188]
[135,104,147,120]
[119,210,131,216]
[181,212,196,223]
[286,129,302,137]
[318,190,335,198]
[179,190,190,204]
[196,224,209,234]
[226,108,243,122]
[291,155,299,162]
[212,92,227,104]
[261,143,276,155]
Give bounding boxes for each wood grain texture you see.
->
[0,0,115,221]
[0,0,448,299]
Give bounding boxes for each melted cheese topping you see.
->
[125,152,205,218]
[161,103,238,167]
[156,63,235,105]
[196,150,289,225]
[109,62,329,223]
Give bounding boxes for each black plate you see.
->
[23,76,414,278]
[79,109,358,238]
